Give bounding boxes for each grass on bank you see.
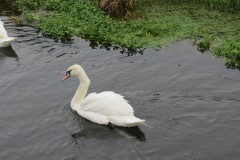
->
[16,0,240,68]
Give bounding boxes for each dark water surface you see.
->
[1,11,240,160]
[0,0,20,16]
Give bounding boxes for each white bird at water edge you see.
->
[62,64,145,127]
[0,18,16,48]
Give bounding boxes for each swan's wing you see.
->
[0,20,8,38]
[81,91,128,106]
[79,92,100,107]
[80,91,134,116]
[75,109,109,125]
[102,91,129,103]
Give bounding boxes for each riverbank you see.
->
[16,0,240,68]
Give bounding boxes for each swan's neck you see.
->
[71,68,90,109]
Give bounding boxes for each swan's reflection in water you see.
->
[71,125,146,142]
[0,46,18,59]
[66,106,146,142]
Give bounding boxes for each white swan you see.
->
[0,19,16,48]
[63,64,145,127]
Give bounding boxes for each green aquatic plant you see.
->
[194,34,213,52]
[214,40,240,69]
[17,0,240,67]
[17,0,176,49]
[10,16,23,24]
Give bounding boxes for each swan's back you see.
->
[80,91,134,116]
[73,91,145,127]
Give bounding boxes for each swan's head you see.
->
[62,64,82,80]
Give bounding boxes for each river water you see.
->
[1,2,240,160]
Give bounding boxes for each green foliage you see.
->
[17,0,41,10]
[10,16,23,24]
[17,0,240,67]
[17,0,145,49]
[138,0,240,13]
[39,14,74,38]
[214,40,240,69]
[194,34,213,52]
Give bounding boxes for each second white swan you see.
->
[63,64,145,127]
[0,19,16,48]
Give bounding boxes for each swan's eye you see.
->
[63,70,72,81]
[66,70,72,76]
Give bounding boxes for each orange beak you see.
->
[62,72,71,81]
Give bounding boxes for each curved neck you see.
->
[71,68,90,108]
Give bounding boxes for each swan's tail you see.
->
[108,116,145,127]
[0,37,16,47]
